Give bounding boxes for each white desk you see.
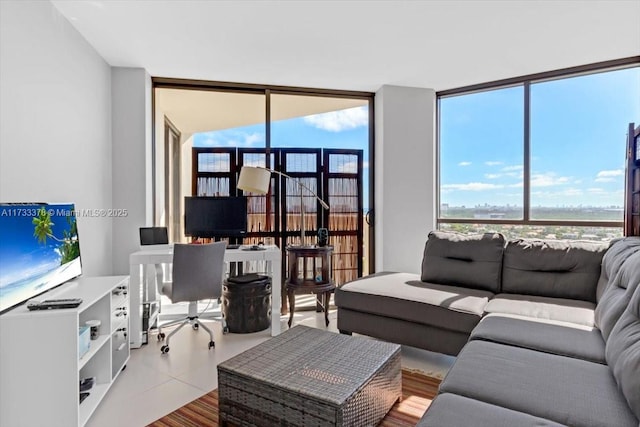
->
[129,245,282,348]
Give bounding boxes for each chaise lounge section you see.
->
[335,232,640,426]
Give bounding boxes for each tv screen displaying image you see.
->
[184,196,248,238]
[0,203,82,313]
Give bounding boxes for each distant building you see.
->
[473,209,505,220]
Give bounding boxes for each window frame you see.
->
[437,56,640,231]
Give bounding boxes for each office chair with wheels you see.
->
[158,242,227,354]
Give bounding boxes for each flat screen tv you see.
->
[0,203,82,313]
[184,196,248,238]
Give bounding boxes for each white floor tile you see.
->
[85,309,453,426]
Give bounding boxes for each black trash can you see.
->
[222,274,272,333]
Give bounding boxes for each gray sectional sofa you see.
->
[334,232,640,427]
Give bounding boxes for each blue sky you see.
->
[192,66,639,212]
[440,66,640,208]
[193,106,370,207]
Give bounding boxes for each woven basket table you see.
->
[218,325,401,427]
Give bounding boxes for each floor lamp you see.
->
[237,166,330,246]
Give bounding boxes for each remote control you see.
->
[27,298,83,310]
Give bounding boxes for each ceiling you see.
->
[51,1,640,93]
[156,89,367,134]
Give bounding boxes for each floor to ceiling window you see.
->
[154,88,266,242]
[270,94,370,280]
[438,61,640,241]
[153,81,374,319]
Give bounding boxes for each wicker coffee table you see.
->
[218,325,402,426]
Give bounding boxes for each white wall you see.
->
[375,85,436,273]
[0,1,113,275]
[154,106,166,226]
[111,68,153,274]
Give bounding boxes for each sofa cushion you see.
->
[595,237,640,340]
[420,231,505,293]
[470,313,606,364]
[502,239,607,303]
[484,293,595,326]
[418,393,565,427]
[605,286,640,420]
[335,272,493,334]
[595,237,640,301]
[439,340,638,427]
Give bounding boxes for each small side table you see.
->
[285,245,335,327]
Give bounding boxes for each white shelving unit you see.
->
[0,275,130,427]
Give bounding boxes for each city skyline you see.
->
[440,67,639,209]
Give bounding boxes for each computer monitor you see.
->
[139,227,169,245]
[184,196,248,238]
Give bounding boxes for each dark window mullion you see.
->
[523,82,531,222]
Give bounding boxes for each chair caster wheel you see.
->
[223,326,229,334]
[157,333,165,341]
[161,345,169,354]
[193,323,199,330]
[208,341,215,349]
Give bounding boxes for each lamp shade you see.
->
[237,166,271,194]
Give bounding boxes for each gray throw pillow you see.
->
[421,231,505,293]
[502,239,608,303]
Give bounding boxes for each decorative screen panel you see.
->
[198,152,231,173]
[192,147,364,288]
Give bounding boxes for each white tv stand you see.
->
[0,275,130,427]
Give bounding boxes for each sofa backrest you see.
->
[595,237,640,340]
[501,239,608,303]
[421,231,505,293]
[605,285,640,420]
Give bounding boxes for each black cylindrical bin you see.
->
[222,274,272,333]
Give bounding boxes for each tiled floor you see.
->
[86,308,455,427]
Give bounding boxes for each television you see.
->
[184,196,248,238]
[0,203,82,313]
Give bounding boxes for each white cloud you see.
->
[199,136,219,146]
[501,165,523,172]
[530,172,570,187]
[485,161,503,166]
[588,187,606,193]
[458,161,472,166]
[597,169,624,178]
[442,182,504,191]
[595,169,623,182]
[303,106,368,132]
[243,132,263,146]
[485,173,502,179]
[197,130,263,147]
[535,188,584,198]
